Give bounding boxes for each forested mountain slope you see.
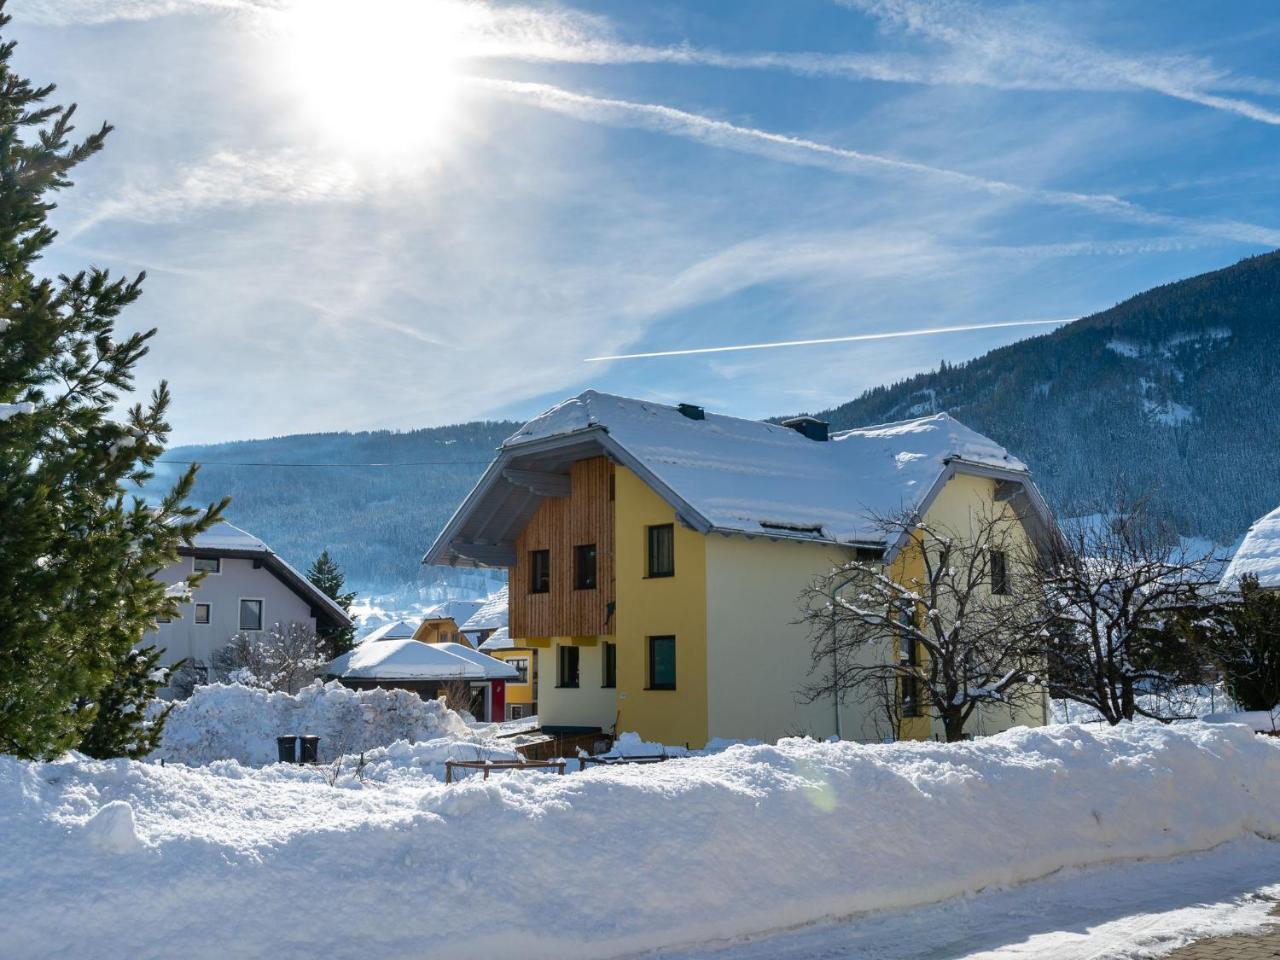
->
[805,251,1280,544]
[161,421,519,596]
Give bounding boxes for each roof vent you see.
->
[781,415,829,442]
[677,403,705,421]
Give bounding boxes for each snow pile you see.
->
[4,722,1280,960]
[1203,709,1280,732]
[155,681,478,766]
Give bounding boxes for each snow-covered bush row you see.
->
[154,680,480,766]
[3,722,1279,960]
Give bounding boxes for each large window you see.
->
[574,544,598,590]
[602,641,617,688]
[990,549,1010,595]
[529,549,551,594]
[239,599,263,631]
[194,603,211,625]
[193,556,221,574]
[508,656,530,685]
[557,645,580,688]
[647,635,676,690]
[647,524,675,578]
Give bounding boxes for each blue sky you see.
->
[14,0,1280,444]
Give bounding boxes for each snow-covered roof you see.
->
[478,626,512,651]
[359,619,421,644]
[426,390,1051,567]
[325,638,516,681]
[420,598,485,626]
[430,642,519,680]
[1221,505,1280,590]
[189,521,270,552]
[460,586,508,633]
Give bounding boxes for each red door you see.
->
[491,680,505,722]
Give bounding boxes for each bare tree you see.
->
[800,508,1047,742]
[213,621,323,694]
[1038,500,1215,724]
[439,676,477,719]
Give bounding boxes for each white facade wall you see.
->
[145,555,318,672]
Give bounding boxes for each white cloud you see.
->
[473,77,1280,246]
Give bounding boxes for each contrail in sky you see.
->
[584,318,1071,362]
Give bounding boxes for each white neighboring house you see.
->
[1221,505,1280,591]
[146,521,353,684]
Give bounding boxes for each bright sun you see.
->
[278,0,477,158]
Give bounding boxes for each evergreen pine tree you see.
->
[76,645,177,759]
[0,7,226,759]
[307,549,357,658]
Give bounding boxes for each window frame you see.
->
[528,549,551,594]
[602,641,617,688]
[192,556,221,575]
[990,549,1010,596]
[194,602,211,625]
[508,656,530,685]
[647,635,676,690]
[556,644,580,688]
[574,543,598,591]
[646,524,675,578]
[898,603,921,718]
[238,598,264,632]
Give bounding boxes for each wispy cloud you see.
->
[838,0,1280,125]
[584,318,1069,361]
[26,0,1280,129]
[474,77,1280,246]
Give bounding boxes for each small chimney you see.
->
[677,403,705,421]
[781,415,829,442]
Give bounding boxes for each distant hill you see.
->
[164,252,1280,608]
[160,421,519,598]
[802,251,1280,544]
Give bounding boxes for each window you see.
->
[602,641,617,688]
[529,549,550,594]
[507,703,530,721]
[899,604,920,718]
[156,615,172,624]
[647,635,676,689]
[508,656,529,685]
[194,603,211,625]
[991,550,1010,595]
[557,645,579,688]
[193,556,221,574]
[647,524,675,578]
[574,544,598,590]
[239,599,263,631]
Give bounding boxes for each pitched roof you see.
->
[179,521,353,630]
[477,625,512,651]
[420,598,486,627]
[324,638,517,681]
[425,390,1052,567]
[460,586,508,632]
[1221,505,1280,589]
[359,619,420,644]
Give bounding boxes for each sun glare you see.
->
[279,0,478,158]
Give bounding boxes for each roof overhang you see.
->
[881,458,1060,564]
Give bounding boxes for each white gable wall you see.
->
[146,556,318,673]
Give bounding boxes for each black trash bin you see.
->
[299,735,320,764]
[276,735,298,764]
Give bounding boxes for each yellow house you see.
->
[425,391,1054,747]
[411,616,468,647]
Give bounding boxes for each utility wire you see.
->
[158,459,493,468]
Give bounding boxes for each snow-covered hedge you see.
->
[154,680,478,766]
[3,722,1279,960]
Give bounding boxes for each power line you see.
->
[158,458,493,468]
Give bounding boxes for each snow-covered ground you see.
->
[663,837,1280,960]
[4,722,1280,959]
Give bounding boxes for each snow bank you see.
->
[155,681,478,766]
[4,723,1280,960]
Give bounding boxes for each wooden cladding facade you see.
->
[510,457,616,639]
